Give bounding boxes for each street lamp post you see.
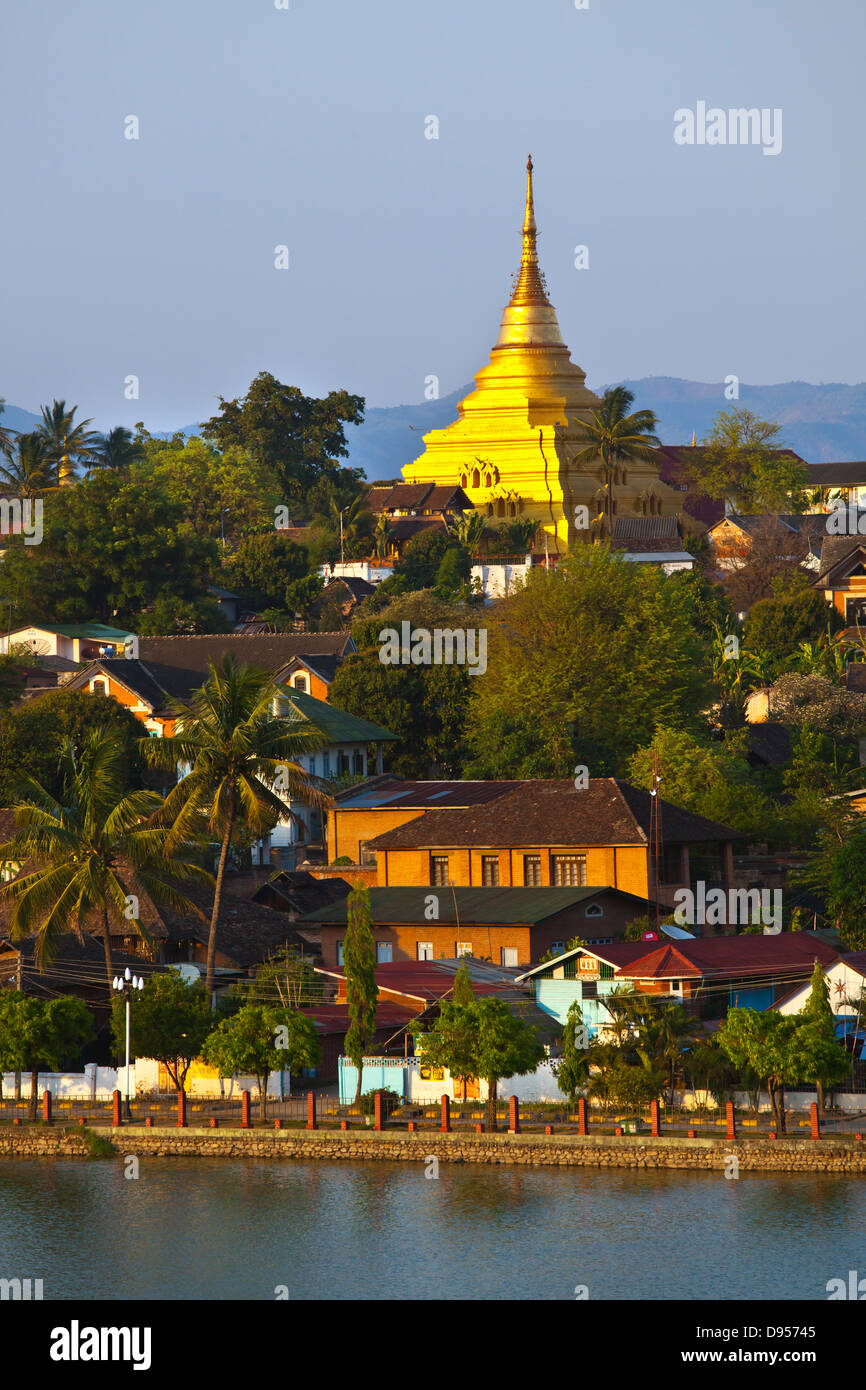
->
[112,968,144,1119]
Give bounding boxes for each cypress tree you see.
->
[343,885,379,1106]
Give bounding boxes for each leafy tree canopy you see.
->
[200,372,365,514]
[464,546,712,778]
[690,409,809,513]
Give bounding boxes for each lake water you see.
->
[1,1158,863,1300]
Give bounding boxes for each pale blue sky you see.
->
[1,0,864,431]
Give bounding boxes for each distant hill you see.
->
[343,377,866,482]
[5,378,866,479]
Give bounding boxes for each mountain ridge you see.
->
[4,378,865,480]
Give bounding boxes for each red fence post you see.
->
[440,1094,451,1133]
[373,1089,385,1131]
[241,1090,251,1129]
[177,1089,187,1129]
[810,1102,821,1140]
[306,1090,317,1131]
[42,1090,52,1126]
[509,1095,520,1134]
[726,1100,736,1141]
[112,1089,122,1127]
[578,1097,588,1136]
[650,1099,660,1137]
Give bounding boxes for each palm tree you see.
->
[373,512,392,559]
[0,727,212,995]
[0,432,58,497]
[447,509,488,553]
[330,495,374,559]
[571,386,661,537]
[141,656,331,1000]
[0,399,18,457]
[497,517,537,555]
[37,399,99,482]
[88,426,144,473]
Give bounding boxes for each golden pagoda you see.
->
[402,156,680,552]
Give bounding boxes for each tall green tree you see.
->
[203,1002,320,1120]
[36,399,99,481]
[465,546,711,777]
[142,657,328,1000]
[554,1000,590,1104]
[571,386,660,535]
[111,972,214,1097]
[0,688,145,805]
[0,994,93,1121]
[342,884,379,1105]
[0,727,211,995]
[718,1008,800,1133]
[89,426,145,472]
[0,432,58,497]
[0,468,221,628]
[201,372,365,512]
[224,532,312,611]
[416,996,545,1132]
[452,960,476,1007]
[689,409,808,513]
[795,961,850,1112]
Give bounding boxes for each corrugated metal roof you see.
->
[299,885,622,926]
[333,779,521,810]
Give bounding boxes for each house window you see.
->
[481,855,500,886]
[551,854,586,886]
[293,676,307,693]
[91,680,107,696]
[500,947,518,967]
[338,752,350,775]
[456,942,472,957]
[524,855,542,886]
[430,855,449,886]
[336,940,344,966]
[670,980,682,994]
[353,750,364,774]
[584,902,603,918]
[323,755,331,777]
[551,941,566,956]
[417,941,433,961]
[359,841,377,867]
[376,942,393,964]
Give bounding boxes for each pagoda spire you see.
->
[508,153,551,308]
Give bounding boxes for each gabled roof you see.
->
[285,688,397,743]
[251,871,351,916]
[67,658,174,713]
[136,632,355,685]
[814,535,866,585]
[615,933,840,982]
[281,653,343,685]
[516,941,653,981]
[366,779,744,852]
[366,482,472,515]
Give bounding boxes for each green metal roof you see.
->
[11,622,134,640]
[286,688,397,744]
[298,885,609,926]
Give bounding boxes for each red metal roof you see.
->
[616,934,839,981]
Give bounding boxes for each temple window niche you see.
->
[472,467,480,489]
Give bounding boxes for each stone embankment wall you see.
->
[2,1127,866,1172]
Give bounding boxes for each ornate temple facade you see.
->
[401,157,681,553]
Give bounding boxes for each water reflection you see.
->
[0,1160,861,1301]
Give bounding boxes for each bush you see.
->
[358,1087,402,1117]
